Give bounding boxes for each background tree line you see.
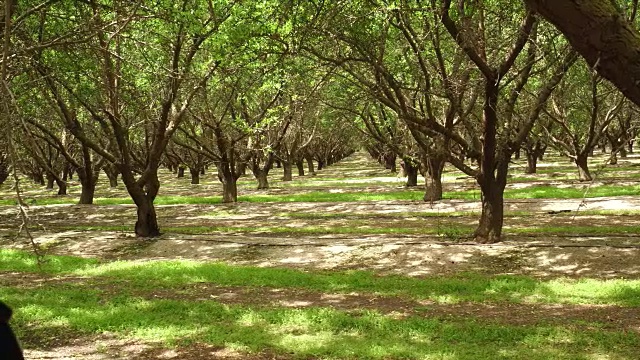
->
[1,0,638,242]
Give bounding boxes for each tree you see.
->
[301,0,575,242]
[544,63,624,181]
[524,0,640,107]
[32,1,227,236]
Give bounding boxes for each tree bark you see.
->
[305,155,316,175]
[296,159,305,176]
[254,169,269,189]
[475,179,506,244]
[121,167,161,237]
[575,154,592,181]
[78,181,96,204]
[474,81,506,244]
[134,197,160,237]
[423,157,445,202]
[46,173,54,189]
[104,165,119,188]
[403,159,418,187]
[525,151,538,174]
[282,160,293,181]
[55,178,67,195]
[189,167,200,185]
[218,164,239,203]
[177,166,185,178]
[525,0,640,107]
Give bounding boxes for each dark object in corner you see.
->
[0,301,24,360]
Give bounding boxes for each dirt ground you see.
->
[3,196,640,279]
[3,153,640,359]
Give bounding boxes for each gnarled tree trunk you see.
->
[575,154,592,181]
[423,156,445,202]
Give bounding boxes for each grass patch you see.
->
[3,249,640,307]
[2,182,640,206]
[2,249,640,358]
[3,288,637,359]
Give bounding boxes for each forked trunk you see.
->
[218,166,238,203]
[135,198,160,237]
[120,167,161,238]
[575,155,592,181]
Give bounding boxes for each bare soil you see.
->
[3,153,640,359]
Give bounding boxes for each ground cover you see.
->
[1,152,640,359]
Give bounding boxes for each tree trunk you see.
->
[55,178,67,195]
[134,198,160,237]
[474,80,506,244]
[255,169,269,189]
[104,166,119,188]
[575,154,592,181]
[384,153,397,172]
[282,161,293,181]
[296,159,305,176]
[305,155,316,175]
[77,169,98,205]
[474,181,505,244]
[404,159,418,187]
[218,165,238,203]
[317,159,324,171]
[46,173,55,189]
[78,181,96,205]
[33,171,45,185]
[620,146,628,158]
[189,168,200,185]
[525,151,538,174]
[423,157,445,202]
[177,166,185,178]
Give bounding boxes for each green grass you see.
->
[2,249,640,359]
[3,249,640,306]
[2,181,639,207]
